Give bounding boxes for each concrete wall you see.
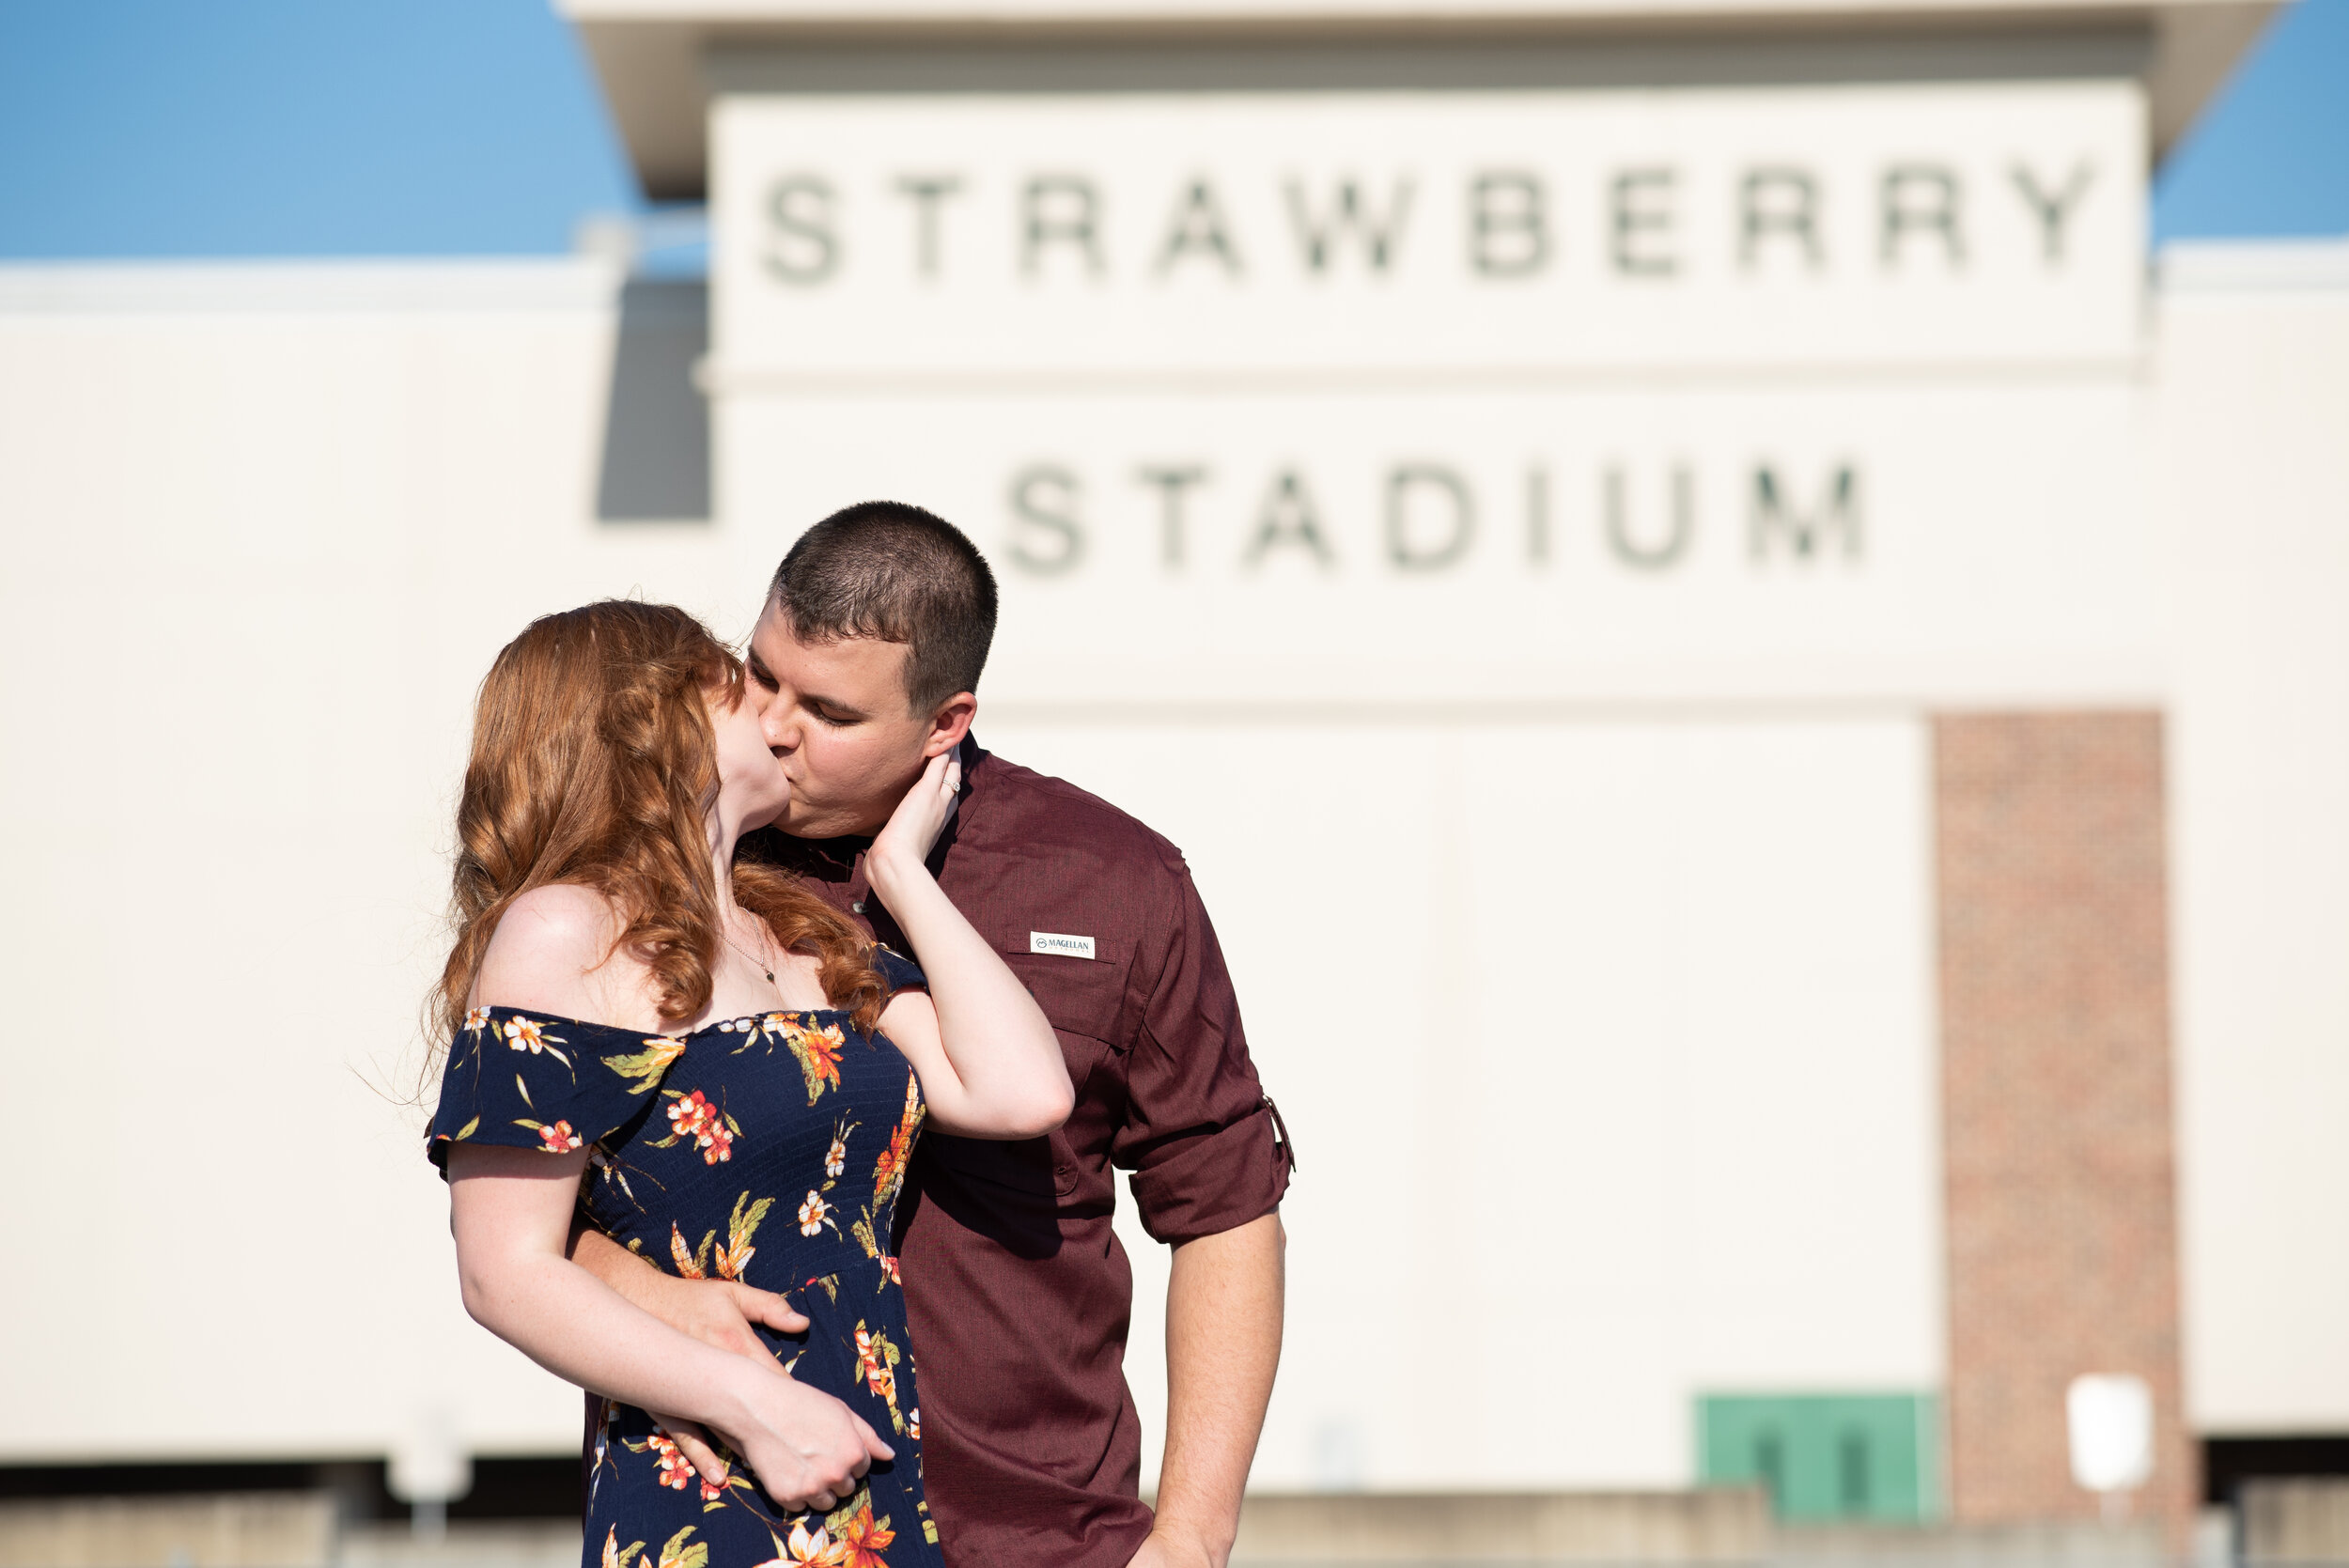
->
[0,263,659,1465]
[0,247,2342,1495]
[992,713,1941,1491]
[2155,243,2349,1439]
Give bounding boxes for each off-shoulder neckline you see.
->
[468,1002,854,1041]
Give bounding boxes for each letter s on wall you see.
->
[1007,465,1086,575]
[766,176,839,285]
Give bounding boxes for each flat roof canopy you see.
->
[561,0,2279,200]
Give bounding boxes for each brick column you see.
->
[1934,713,2195,1540]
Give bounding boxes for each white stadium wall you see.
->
[0,227,2343,1492]
[2155,248,2349,1438]
[1001,713,1942,1490]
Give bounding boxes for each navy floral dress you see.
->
[428,950,941,1568]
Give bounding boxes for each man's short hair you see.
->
[770,502,1000,713]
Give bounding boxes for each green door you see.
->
[1697,1393,1940,1523]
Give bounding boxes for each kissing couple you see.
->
[427,502,1293,1568]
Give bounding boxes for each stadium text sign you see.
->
[708,83,2157,704]
[711,84,2144,378]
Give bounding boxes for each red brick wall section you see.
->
[1934,712,2196,1542]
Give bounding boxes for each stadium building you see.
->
[3,0,2345,1558]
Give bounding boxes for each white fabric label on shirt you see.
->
[1029,931,1097,960]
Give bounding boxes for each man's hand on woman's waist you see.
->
[568,1224,891,1512]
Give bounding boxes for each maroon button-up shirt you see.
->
[760,737,1293,1568]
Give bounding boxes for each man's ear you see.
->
[921,693,978,758]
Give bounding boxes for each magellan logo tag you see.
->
[1030,932,1097,960]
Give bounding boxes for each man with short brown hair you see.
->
[575,500,1291,1568]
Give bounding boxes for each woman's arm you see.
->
[450,1144,890,1512]
[458,884,889,1511]
[864,751,1074,1140]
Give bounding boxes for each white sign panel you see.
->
[711,83,2145,379]
[718,380,2160,707]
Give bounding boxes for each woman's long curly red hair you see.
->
[433,600,885,1052]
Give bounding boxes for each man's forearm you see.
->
[1151,1210,1285,1568]
[570,1220,661,1307]
[568,1221,816,1373]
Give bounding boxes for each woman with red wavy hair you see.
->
[426,600,1068,1568]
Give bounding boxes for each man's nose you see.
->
[761,705,800,753]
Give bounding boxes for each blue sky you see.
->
[0,0,2341,258]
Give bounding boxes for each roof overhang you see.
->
[559,0,2281,201]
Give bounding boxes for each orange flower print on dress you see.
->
[799,1189,834,1237]
[660,1090,736,1165]
[464,1006,491,1033]
[906,1407,920,1440]
[869,1131,907,1203]
[826,1134,848,1179]
[537,1120,583,1153]
[852,1321,906,1432]
[766,1015,847,1106]
[772,1520,845,1567]
[667,1090,715,1141]
[502,1015,572,1066]
[713,1191,774,1281]
[640,1435,723,1504]
[832,1499,896,1568]
[871,1073,925,1205]
[647,1433,693,1492]
[670,1222,711,1280]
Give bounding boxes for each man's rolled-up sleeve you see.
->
[1112,860,1294,1244]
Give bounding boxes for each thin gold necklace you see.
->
[721,917,784,990]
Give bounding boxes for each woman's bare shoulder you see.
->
[472,884,641,1019]
[497,883,620,945]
